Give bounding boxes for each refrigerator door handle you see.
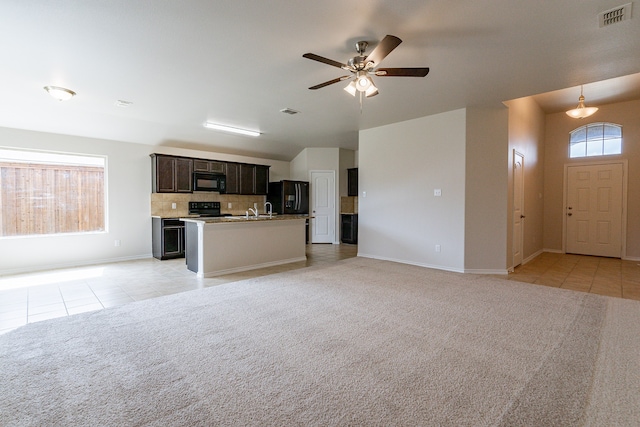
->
[295,183,300,211]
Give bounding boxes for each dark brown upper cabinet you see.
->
[239,164,269,195]
[151,153,269,195]
[193,159,225,174]
[347,168,358,197]
[224,162,240,194]
[151,154,193,193]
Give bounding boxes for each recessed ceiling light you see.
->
[43,86,76,101]
[203,122,261,137]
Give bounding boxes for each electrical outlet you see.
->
[228,202,232,209]
[115,240,121,247]
[171,203,177,209]
[435,244,441,252]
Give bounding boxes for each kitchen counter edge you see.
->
[179,214,309,223]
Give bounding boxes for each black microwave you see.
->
[193,172,226,193]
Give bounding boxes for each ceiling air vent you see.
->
[599,3,633,27]
[115,100,133,108]
[280,108,300,115]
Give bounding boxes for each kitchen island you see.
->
[180,215,307,277]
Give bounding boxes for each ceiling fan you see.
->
[303,35,429,99]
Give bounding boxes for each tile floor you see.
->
[506,252,640,300]
[0,244,358,335]
[2,248,639,335]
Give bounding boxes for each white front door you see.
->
[565,163,624,257]
[513,151,524,267]
[310,171,335,244]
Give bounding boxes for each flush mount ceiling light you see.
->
[566,85,599,119]
[203,122,261,137]
[43,85,76,101]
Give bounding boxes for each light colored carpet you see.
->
[1,257,639,426]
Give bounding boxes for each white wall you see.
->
[359,109,468,272]
[289,150,308,182]
[464,106,509,272]
[543,99,640,260]
[504,97,546,267]
[359,107,510,273]
[290,147,356,244]
[0,127,290,275]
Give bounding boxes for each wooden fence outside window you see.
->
[0,162,105,237]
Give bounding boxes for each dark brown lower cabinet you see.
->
[341,214,358,244]
[152,218,185,260]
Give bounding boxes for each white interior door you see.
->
[513,151,524,267]
[566,163,623,257]
[310,171,335,244]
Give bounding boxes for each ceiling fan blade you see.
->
[375,67,430,77]
[365,35,402,67]
[303,53,346,69]
[308,75,352,90]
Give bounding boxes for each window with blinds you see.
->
[0,148,106,237]
[569,122,622,158]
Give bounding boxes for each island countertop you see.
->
[179,214,309,223]
[181,215,308,277]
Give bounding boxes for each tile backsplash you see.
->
[340,196,358,214]
[151,193,267,218]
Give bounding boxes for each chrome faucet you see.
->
[264,201,272,218]
[248,207,259,218]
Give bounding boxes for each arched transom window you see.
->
[569,122,622,158]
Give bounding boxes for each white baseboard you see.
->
[543,248,564,254]
[523,249,544,265]
[464,268,509,275]
[359,253,510,275]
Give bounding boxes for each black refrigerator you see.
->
[268,180,309,214]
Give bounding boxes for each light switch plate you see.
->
[434,189,442,197]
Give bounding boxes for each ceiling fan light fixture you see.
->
[365,84,379,97]
[355,72,371,92]
[44,85,76,101]
[203,122,261,137]
[344,81,357,96]
[566,86,599,119]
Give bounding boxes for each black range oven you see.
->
[188,201,230,217]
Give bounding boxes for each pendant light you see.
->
[566,85,598,119]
